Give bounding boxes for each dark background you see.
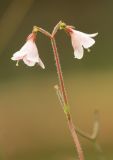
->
[0,0,112,159]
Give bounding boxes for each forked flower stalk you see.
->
[11,21,102,160]
[31,22,100,160]
[33,22,85,160]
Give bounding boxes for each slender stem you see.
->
[76,127,95,141]
[38,27,52,38]
[51,38,68,106]
[76,110,99,141]
[51,37,84,160]
[91,110,99,140]
[54,85,65,107]
[33,26,51,38]
[75,126,97,142]
[52,21,62,37]
[67,113,84,160]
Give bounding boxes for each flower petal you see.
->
[82,36,95,49]
[88,33,98,38]
[74,45,84,59]
[23,57,36,67]
[21,41,40,62]
[11,35,45,68]
[38,57,45,69]
[11,51,26,60]
[74,30,98,49]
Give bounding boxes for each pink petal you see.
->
[11,51,26,60]
[74,30,98,49]
[11,37,45,68]
[81,36,95,49]
[74,46,84,59]
[23,57,36,67]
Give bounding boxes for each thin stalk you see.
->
[33,26,51,38]
[67,113,84,160]
[52,21,62,37]
[75,127,96,142]
[51,37,84,160]
[76,110,99,141]
[51,38,68,106]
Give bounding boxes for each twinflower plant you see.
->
[12,21,101,160]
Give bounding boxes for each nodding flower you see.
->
[66,26,98,59]
[11,32,45,69]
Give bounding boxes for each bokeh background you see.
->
[0,0,112,159]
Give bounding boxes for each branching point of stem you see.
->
[31,22,102,160]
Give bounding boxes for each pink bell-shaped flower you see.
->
[11,33,45,68]
[66,26,98,59]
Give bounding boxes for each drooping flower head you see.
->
[11,31,45,69]
[66,26,98,59]
[60,22,98,59]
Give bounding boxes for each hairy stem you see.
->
[33,26,51,38]
[51,38,68,106]
[51,37,84,160]
[67,113,84,160]
[52,21,62,37]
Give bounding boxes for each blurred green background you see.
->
[0,0,113,159]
